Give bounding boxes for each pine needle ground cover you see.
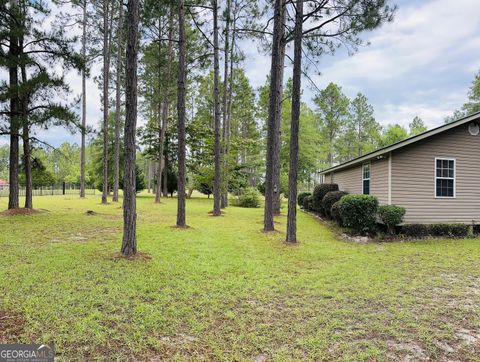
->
[0,194,479,361]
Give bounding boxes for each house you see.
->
[0,179,8,190]
[319,111,480,224]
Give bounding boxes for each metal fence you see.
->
[0,183,96,198]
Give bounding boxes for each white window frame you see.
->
[434,157,456,199]
[362,162,371,195]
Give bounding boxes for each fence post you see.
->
[62,182,66,195]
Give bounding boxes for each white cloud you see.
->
[302,0,480,127]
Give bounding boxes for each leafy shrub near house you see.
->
[233,187,260,208]
[331,201,343,226]
[401,223,470,238]
[339,194,379,234]
[322,191,348,219]
[298,192,311,208]
[401,224,430,238]
[430,223,469,238]
[378,205,406,234]
[303,195,313,211]
[312,183,339,214]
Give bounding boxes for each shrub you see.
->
[378,205,406,234]
[339,194,379,234]
[312,183,339,214]
[234,187,260,208]
[430,223,469,238]
[331,201,343,226]
[303,195,311,210]
[401,224,429,238]
[298,192,311,208]
[322,191,348,219]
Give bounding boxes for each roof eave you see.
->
[319,111,480,175]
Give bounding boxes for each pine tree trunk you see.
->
[8,0,19,210]
[113,0,123,203]
[147,160,152,193]
[163,144,168,197]
[225,17,235,191]
[176,0,187,227]
[154,23,163,204]
[121,0,139,257]
[264,0,284,231]
[20,61,32,209]
[220,0,231,209]
[22,127,32,209]
[80,0,87,198]
[286,0,303,243]
[102,0,110,205]
[212,0,222,216]
[273,8,286,216]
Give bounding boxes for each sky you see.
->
[1,0,480,147]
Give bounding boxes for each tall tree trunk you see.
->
[80,0,87,198]
[176,0,187,227]
[163,141,168,197]
[220,0,231,209]
[286,0,303,243]
[112,0,123,202]
[225,16,235,187]
[102,0,110,204]
[20,62,32,209]
[273,9,286,216]
[155,17,173,204]
[263,0,284,231]
[22,126,32,209]
[212,0,221,216]
[154,22,162,203]
[121,0,139,256]
[147,160,152,192]
[8,0,19,210]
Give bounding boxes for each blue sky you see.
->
[1,0,480,147]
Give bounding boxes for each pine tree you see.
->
[121,0,140,256]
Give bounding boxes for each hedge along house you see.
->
[319,111,480,224]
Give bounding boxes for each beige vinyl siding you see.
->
[392,123,480,224]
[371,158,389,205]
[324,158,389,203]
[324,174,331,183]
[327,165,362,194]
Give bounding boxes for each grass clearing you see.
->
[0,193,479,361]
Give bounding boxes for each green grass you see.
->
[0,193,479,361]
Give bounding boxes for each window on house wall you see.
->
[435,158,455,198]
[362,163,370,195]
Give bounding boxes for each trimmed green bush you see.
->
[430,224,469,238]
[298,192,311,208]
[322,191,348,219]
[234,187,260,208]
[331,201,343,226]
[312,183,339,214]
[401,224,429,238]
[303,195,313,211]
[339,194,379,234]
[378,205,406,234]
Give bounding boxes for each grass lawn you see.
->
[0,193,479,361]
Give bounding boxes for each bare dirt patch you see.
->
[107,251,152,261]
[0,208,48,216]
[0,309,25,343]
